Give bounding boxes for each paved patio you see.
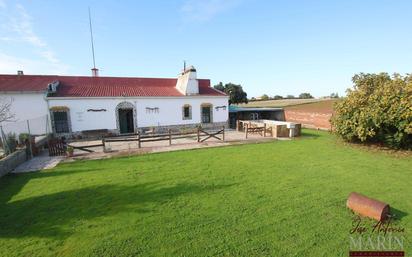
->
[6,130,293,171]
[12,150,64,173]
[67,130,290,161]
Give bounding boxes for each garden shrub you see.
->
[6,132,17,153]
[19,133,30,144]
[332,73,412,149]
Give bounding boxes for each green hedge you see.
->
[332,73,412,149]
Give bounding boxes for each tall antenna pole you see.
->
[88,7,96,69]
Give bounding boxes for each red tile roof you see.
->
[0,75,226,97]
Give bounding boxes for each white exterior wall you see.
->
[2,93,48,121]
[0,93,49,135]
[48,96,228,132]
[136,97,227,127]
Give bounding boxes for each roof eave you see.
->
[0,90,46,94]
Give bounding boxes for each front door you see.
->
[201,106,211,123]
[119,109,134,134]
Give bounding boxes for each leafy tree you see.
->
[330,92,339,98]
[273,95,283,100]
[214,82,225,92]
[261,94,269,100]
[286,95,295,99]
[299,93,314,99]
[250,97,256,101]
[332,73,412,149]
[213,82,248,104]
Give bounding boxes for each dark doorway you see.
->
[201,106,212,123]
[118,109,134,134]
[229,113,237,129]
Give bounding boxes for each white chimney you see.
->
[175,65,199,95]
[91,68,99,77]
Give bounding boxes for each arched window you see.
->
[182,104,192,120]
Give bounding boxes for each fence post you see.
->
[45,115,50,135]
[0,126,9,155]
[245,123,248,139]
[264,123,267,137]
[137,132,141,148]
[236,120,240,131]
[197,127,200,142]
[168,129,172,146]
[102,138,106,152]
[26,120,34,159]
[222,126,225,141]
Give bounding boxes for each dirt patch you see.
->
[284,99,339,130]
[285,110,332,130]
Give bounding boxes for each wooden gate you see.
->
[197,127,225,142]
[48,138,66,156]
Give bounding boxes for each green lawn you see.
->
[0,130,411,256]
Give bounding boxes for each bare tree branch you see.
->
[0,97,16,123]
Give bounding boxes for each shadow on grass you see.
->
[390,207,408,221]
[300,130,322,139]
[0,178,233,239]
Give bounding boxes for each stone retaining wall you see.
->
[0,149,27,177]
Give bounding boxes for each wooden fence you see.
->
[65,126,226,154]
[236,120,269,139]
[48,138,66,156]
[104,126,225,149]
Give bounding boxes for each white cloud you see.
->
[0,0,6,9]
[0,3,69,74]
[181,0,242,22]
[0,52,68,74]
[12,4,47,47]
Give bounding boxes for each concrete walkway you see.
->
[12,152,64,173]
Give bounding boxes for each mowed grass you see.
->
[238,98,325,108]
[0,130,411,256]
[284,99,341,114]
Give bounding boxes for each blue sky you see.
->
[1,0,411,97]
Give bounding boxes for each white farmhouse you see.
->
[0,66,229,136]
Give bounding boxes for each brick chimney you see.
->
[91,68,99,77]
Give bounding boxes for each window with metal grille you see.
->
[53,111,69,133]
[182,105,192,120]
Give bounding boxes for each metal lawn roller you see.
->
[346,192,390,221]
